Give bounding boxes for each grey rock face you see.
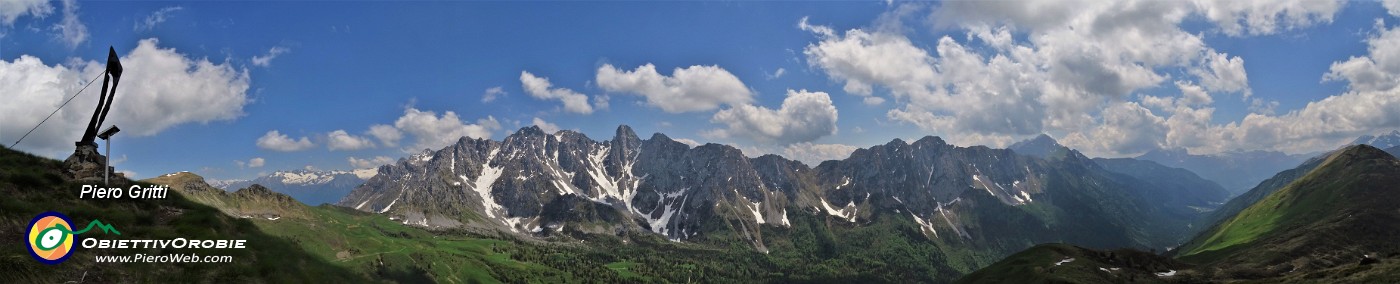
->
[340,126,1204,251]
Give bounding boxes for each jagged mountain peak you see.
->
[452,136,491,147]
[1009,134,1076,160]
[913,136,947,147]
[648,132,673,142]
[555,129,590,141]
[514,125,547,136]
[1016,134,1060,147]
[404,148,435,165]
[610,125,642,151]
[613,124,640,142]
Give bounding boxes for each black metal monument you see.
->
[64,47,124,181]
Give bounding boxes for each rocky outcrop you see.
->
[339,126,1212,251]
[63,143,113,183]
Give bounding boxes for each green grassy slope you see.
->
[1183,155,1325,246]
[960,145,1400,283]
[154,169,1006,283]
[147,171,583,283]
[0,146,363,283]
[1175,145,1400,278]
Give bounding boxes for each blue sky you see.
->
[3,1,1400,180]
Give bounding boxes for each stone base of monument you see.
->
[64,142,111,183]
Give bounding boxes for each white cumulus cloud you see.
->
[707,89,838,145]
[800,16,938,102]
[392,107,501,151]
[1191,0,1344,36]
[0,0,51,26]
[782,142,859,166]
[596,63,753,113]
[256,130,314,152]
[1324,22,1400,93]
[799,0,1343,156]
[367,124,402,147]
[347,156,395,168]
[520,71,594,114]
[326,129,375,151]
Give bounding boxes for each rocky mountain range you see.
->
[218,168,376,206]
[339,125,1225,255]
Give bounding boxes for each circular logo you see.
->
[27,211,76,265]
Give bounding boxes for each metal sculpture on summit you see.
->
[79,47,124,146]
[64,47,124,181]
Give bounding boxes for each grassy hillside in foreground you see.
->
[955,243,1191,284]
[1175,145,1400,272]
[0,146,364,283]
[146,172,588,283]
[150,169,1013,283]
[961,145,1400,283]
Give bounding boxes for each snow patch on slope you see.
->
[819,197,857,222]
[970,165,1030,206]
[749,201,765,225]
[354,197,372,210]
[780,209,790,227]
[937,198,970,239]
[379,196,398,213]
[644,189,689,239]
[910,212,938,238]
[464,148,518,231]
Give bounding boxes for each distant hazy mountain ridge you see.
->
[219,169,375,206]
[1352,130,1400,149]
[1136,147,1308,196]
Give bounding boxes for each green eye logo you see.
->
[26,211,120,265]
[27,212,74,264]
